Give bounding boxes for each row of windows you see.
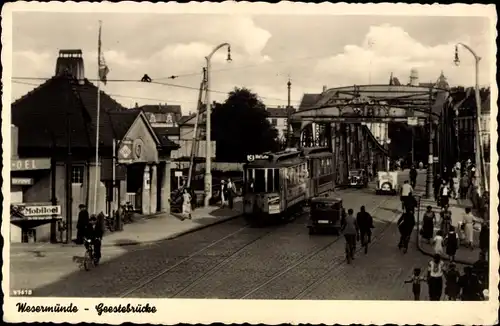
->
[286,163,308,188]
[246,168,280,193]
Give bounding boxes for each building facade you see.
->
[265,106,295,142]
[10,49,178,243]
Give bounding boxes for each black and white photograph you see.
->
[2,2,498,325]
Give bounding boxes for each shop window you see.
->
[71,166,84,184]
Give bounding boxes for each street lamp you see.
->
[454,43,488,196]
[204,43,232,208]
[385,138,391,171]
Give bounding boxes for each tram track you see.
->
[238,195,394,299]
[118,188,382,298]
[118,204,313,298]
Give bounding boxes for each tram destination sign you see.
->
[11,158,50,171]
[247,154,270,162]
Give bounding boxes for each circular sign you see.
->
[133,138,144,159]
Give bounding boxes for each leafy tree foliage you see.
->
[212,87,279,162]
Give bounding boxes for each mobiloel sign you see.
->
[23,205,61,217]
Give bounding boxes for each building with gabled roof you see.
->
[10,50,179,243]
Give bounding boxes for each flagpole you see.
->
[93,20,102,214]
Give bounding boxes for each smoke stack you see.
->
[322,85,327,93]
[55,49,85,82]
[409,68,419,86]
[135,102,139,109]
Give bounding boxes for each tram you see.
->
[242,147,334,225]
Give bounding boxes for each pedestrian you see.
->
[479,220,489,256]
[400,180,413,212]
[444,226,459,262]
[421,206,436,242]
[427,254,445,301]
[409,165,418,189]
[459,173,469,199]
[472,252,488,290]
[76,204,89,245]
[220,180,227,208]
[404,193,418,215]
[226,178,235,209]
[397,210,415,254]
[404,268,426,300]
[433,174,442,205]
[84,215,103,265]
[462,207,476,250]
[356,205,374,250]
[442,167,449,184]
[432,230,445,256]
[181,188,192,220]
[438,180,450,209]
[451,167,460,199]
[444,263,460,301]
[439,205,452,235]
[459,266,482,301]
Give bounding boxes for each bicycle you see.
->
[82,238,96,271]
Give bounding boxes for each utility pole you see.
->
[187,68,206,188]
[65,73,73,243]
[425,88,434,199]
[286,78,292,147]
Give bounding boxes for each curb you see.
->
[100,213,244,248]
[162,213,243,241]
[416,241,475,266]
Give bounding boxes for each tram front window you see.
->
[254,169,266,192]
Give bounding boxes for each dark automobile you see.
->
[307,195,343,235]
[348,169,368,188]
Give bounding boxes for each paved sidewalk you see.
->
[415,194,482,265]
[10,199,243,254]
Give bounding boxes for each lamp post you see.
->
[454,43,488,196]
[425,89,434,199]
[204,43,232,208]
[385,138,391,171]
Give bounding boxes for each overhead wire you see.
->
[12,80,300,105]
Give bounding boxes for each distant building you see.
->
[389,69,450,90]
[266,106,295,140]
[10,49,178,243]
[453,87,491,163]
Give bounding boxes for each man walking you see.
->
[76,204,89,245]
[400,180,413,212]
[356,205,374,252]
[409,165,418,189]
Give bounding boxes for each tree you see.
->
[212,87,279,162]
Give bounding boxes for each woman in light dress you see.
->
[462,207,478,249]
[432,230,445,256]
[182,188,192,220]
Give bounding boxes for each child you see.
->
[432,230,445,256]
[405,268,426,300]
[444,263,460,300]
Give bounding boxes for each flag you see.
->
[98,22,110,85]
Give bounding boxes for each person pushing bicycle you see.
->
[341,208,359,261]
[84,215,103,265]
[356,206,374,251]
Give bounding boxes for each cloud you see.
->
[314,24,491,88]
[10,14,493,115]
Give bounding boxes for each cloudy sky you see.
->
[10,7,494,114]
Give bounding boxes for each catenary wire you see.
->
[11,78,301,104]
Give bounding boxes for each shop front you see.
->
[10,157,59,243]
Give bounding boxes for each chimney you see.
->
[55,49,85,82]
[135,102,139,109]
[409,68,419,86]
[322,85,327,93]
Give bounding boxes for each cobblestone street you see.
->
[11,182,437,300]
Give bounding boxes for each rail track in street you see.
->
[119,188,398,299]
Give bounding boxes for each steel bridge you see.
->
[290,84,449,186]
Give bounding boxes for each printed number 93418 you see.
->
[13,289,33,296]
